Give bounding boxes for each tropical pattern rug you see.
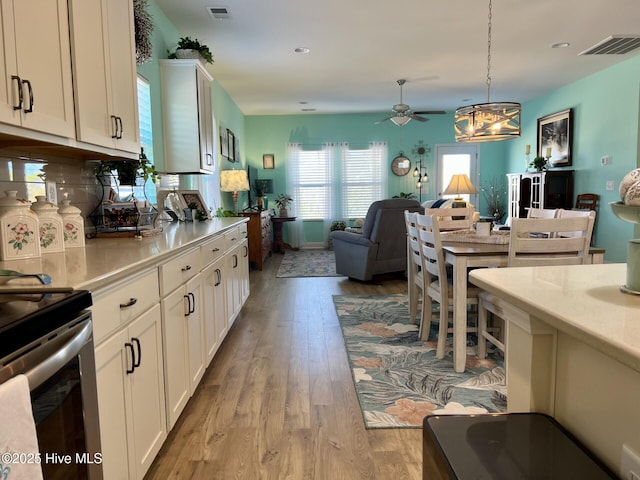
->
[333,294,506,429]
[276,249,344,278]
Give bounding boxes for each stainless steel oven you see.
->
[0,290,103,480]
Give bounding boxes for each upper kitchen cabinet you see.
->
[0,0,75,138]
[159,60,216,174]
[69,0,140,155]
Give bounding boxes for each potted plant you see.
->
[529,156,548,173]
[274,193,293,217]
[168,37,214,64]
[95,148,159,186]
[253,179,269,210]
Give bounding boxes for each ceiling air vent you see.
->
[579,35,640,55]
[207,6,230,20]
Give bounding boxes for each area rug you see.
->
[333,294,506,429]
[276,249,344,278]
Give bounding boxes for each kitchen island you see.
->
[470,263,640,475]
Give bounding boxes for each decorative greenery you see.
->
[168,37,214,64]
[133,0,153,65]
[330,221,347,232]
[480,177,507,223]
[214,207,235,218]
[95,148,159,185]
[274,193,293,210]
[529,156,548,172]
[254,179,269,196]
[392,192,417,199]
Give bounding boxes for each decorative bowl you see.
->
[610,202,640,224]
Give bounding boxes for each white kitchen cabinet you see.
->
[201,235,227,365]
[159,59,216,174]
[224,226,249,328]
[0,0,75,137]
[95,303,167,480]
[159,248,206,429]
[68,0,140,154]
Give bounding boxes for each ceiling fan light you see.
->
[454,102,521,142]
[390,115,411,126]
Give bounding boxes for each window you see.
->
[137,75,154,163]
[286,142,388,221]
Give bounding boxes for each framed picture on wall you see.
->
[537,108,573,167]
[220,127,228,157]
[263,154,275,169]
[227,129,235,162]
[177,190,211,219]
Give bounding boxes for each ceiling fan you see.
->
[375,79,446,126]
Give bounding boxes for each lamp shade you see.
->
[220,170,250,192]
[443,174,478,197]
[390,115,411,127]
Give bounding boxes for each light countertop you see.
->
[470,263,640,372]
[0,218,247,291]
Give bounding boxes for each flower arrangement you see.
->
[480,177,507,223]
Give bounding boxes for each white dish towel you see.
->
[0,374,43,480]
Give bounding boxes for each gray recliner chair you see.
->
[331,198,422,281]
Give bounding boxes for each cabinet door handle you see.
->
[233,254,238,268]
[125,342,135,374]
[212,247,220,252]
[21,79,33,113]
[11,75,22,110]
[214,268,221,286]
[243,245,248,257]
[119,297,138,308]
[116,116,123,139]
[184,294,191,316]
[110,115,118,138]
[131,337,141,368]
[189,292,195,314]
[181,265,192,272]
[206,153,213,166]
[231,237,237,241]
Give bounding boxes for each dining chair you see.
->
[424,207,474,231]
[477,215,595,360]
[404,210,423,326]
[558,207,597,246]
[575,193,599,211]
[416,213,480,358]
[526,207,558,219]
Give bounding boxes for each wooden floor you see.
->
[145,254,428,480]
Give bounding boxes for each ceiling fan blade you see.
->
[413,110,447,115]
[409,114,428,122]
[374,117,392,124]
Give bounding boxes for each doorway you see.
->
[435,144,479,206]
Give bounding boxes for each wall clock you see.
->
[391,154,411,176]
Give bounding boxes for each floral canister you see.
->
[0,190,41,261]
[58,199,85,248]
[32,196,65,254]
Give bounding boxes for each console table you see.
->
[272,216,296,253]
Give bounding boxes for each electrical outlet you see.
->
[601,155,611,165]
[621,444,640,480]
[606,181,615,191]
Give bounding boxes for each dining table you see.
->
[441,236,605,372]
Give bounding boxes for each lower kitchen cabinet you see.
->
[202,256,227,365]
[161,272,206,430]
[95,303,167,480]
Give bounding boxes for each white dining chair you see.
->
[478,215,595,360]
[404,210,423,326]
[557,209,597,245]
[424,207,475,231]
[416,213,480,357]
[526,207,558,219]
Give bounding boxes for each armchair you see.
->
[330,199,422,281]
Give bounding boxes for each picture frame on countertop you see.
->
[220,126,228,158]
[263,154,275,169]
[537,108,573,167]
[227,129,235,162]
[177,190,211,219]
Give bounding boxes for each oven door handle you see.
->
[24,320,93,390]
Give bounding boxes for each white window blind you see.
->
[288,144,334,220]
[137,75,154,163]
[340,142,388,218]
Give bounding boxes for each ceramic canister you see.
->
[58,199,85,248]
[32,196,65,254]
[0,190,41,261]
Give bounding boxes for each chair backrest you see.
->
[404,210,421,271]
[556,209,596,239]
[415,213,448,297]
[424,207,474,231]
[508,216,594,267]
[526,208,558,219]
[575,193,599,211]
[363,198,422,260]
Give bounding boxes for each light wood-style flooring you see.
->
[145,254,429,480]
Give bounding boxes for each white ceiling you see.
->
[154,0,640,117]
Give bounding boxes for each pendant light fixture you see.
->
[454,0,521,142]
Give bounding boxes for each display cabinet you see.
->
[506,170,573,223]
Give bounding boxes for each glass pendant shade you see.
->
[454,102,521,142]
[390,115,411,126]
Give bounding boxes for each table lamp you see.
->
[220,169,250,214]
[443,174,478,207]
